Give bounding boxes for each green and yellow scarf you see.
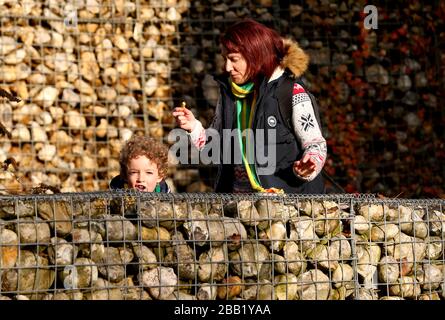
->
[231,81,283,194]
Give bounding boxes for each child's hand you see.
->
[172,106,196,132]
[293,154,316,179]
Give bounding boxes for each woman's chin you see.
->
[230,76,245,85]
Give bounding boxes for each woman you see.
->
[173,19,326,194]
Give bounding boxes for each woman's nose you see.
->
[225,59,233,72]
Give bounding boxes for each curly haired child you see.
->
[110,135,171,192]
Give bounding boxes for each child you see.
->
[110,135,171,192]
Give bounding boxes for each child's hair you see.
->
[119,135,169,181]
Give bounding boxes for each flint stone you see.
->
[37,200,73,236]
[140,267,178,300]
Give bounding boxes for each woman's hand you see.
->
[293,154,317,179]
[172,106,197,132]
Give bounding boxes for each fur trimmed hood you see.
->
[280,38,310,78]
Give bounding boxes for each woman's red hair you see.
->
[221,19,284,83]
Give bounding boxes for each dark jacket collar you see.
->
[213,69,286,98]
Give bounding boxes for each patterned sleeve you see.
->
[188,120,206,150]
[290,83,327,181]
[188,96,223,150]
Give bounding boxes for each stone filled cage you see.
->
[1,191,445,300]
[0,0,444,197]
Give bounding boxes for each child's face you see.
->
[126,155,162,192]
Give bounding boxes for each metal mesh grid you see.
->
[274,1,444,197]
[0,0,184,193]
[1,1,444,196]
[175,1,445,197]
[1,191,444,300]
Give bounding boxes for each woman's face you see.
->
[222,47,249,84]
[126,155,162,192]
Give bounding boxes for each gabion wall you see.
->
[1,192,444,300]
[1,1,444,198]
[0,0,187,193]
[175,0,445,197]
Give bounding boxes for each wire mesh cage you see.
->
[170,0,445,197]
[0,0,185,193]
[1,1,444,196]
[1,191,444,300]
[1,0,445,301]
